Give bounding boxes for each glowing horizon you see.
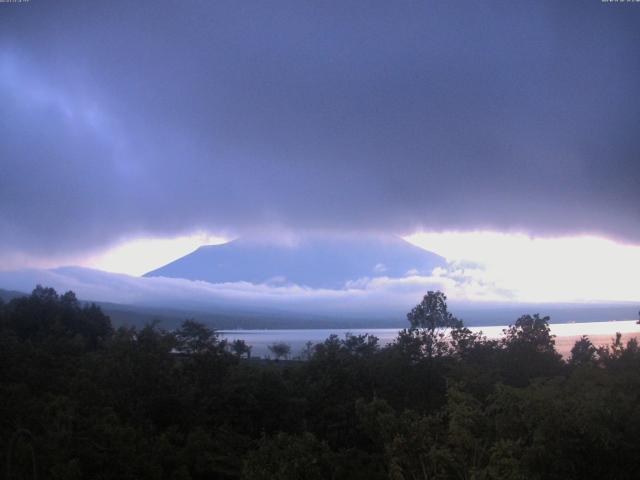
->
[406,232,640,303]
[83,233,228,277]
[62,230,640,304]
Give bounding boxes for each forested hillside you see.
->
[2,287,639,479]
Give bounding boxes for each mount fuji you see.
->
[144,235,447,288]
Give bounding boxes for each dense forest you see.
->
[2,286,639,479]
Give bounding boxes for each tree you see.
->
[230,339,252,359]
[502,314,557,354]
[2,286,111,348]
[268,342,291,361]
[400,291,464,360]
[500,314,563,385]
[569,336,597,366]
[242,433,334,480]
[407,291,462,332]
[299,341,315,361]
[174,319,223,355]
[342,333,380,357]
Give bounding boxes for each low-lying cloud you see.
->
[1,263,637,326]
[0,264,505,317]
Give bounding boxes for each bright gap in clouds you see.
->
[84,233,228,276]
[82,231,640,304]
[405,232,640,303]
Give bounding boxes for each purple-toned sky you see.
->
[1,0,640,267]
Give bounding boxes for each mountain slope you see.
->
[0,288,28,302]
[144,235,447,288]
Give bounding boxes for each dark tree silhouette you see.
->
[230,339,252,359]
[569,335,597,366]
[268,342,291,360]
[2,285,640,479]
[174,319,223,354]
[406,291,463,332]
[397,291,466,360]
[500,314,563,385]
[2,285,111,347]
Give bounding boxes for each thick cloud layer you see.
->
[0,266,488,319]
[1,1,640,263]
[0,267,636,327]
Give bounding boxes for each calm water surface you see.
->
[220,320,640,358]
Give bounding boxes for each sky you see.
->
[1,1,639,306]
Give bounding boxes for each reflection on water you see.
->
[220,320,640,359]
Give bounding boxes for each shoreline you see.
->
[220,320,640,359]
[554,331,640,358]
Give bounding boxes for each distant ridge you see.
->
[0,288,28,302]
[144,235,447,289]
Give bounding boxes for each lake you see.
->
[220,320,640,358]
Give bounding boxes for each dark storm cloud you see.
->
[1,0,639,261]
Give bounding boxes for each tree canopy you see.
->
[1,286,639,479]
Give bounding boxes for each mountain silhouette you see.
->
[144,235,446,289]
